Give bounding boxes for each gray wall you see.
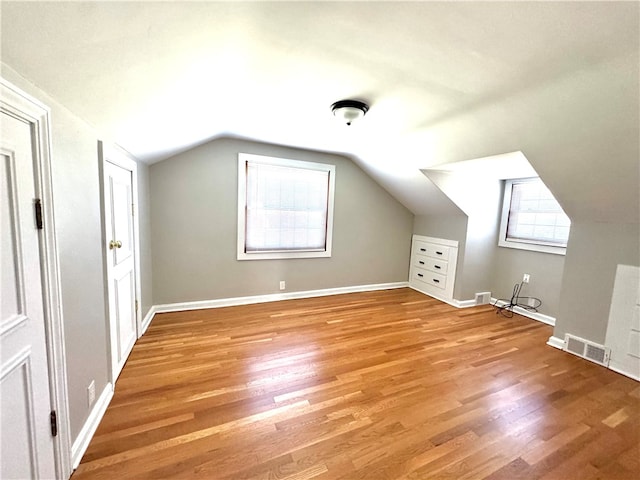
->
[413,214,468,243]
[457,183,502,301]
[150,137,414,304]
[491,247,565,317]
[2,66,109,439]
[136,164,153,316]
[413,178,566,318]
[412,214,468,299]
[555,222,639,343]
[488,180,566,318]
[2,65,154,442]
[418,171,503,302]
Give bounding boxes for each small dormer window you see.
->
[498,177,570,255]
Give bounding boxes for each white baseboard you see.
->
[548,335,640,382]
[491,298,556,326]
[408,286,476,309]
[453,298,477,308]
[151,282,409,317]
[140,306,156,336]
[608,361,640,382]
[71,382,114,469]
[547,335,564,349]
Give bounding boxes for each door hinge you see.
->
[50,410,58,437]
[135,299,139,313]
[34,198,43,230]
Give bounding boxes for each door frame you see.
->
[1,78,72,478]
[98,141,142,384]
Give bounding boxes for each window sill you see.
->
[237,250,332,261]
[498,239,566,256]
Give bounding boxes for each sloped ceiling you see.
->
[1,1,637,221]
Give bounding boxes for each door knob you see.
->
[109,240,123,249]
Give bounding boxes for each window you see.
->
[498,177,570,255]
[237,153,335,260]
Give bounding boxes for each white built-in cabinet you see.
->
[409,235,458,302]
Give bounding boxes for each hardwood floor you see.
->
[72,288,640,479]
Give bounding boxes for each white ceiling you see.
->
[1,1,638,219]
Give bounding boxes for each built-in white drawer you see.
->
[414,257,448,275]
[413,241,450,261]
[408,235,458,301]
[412,268,447,290]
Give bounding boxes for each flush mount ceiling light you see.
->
[331,99,369,126]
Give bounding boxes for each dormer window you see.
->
[498,177,570,255]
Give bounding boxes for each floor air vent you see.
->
[564,334,610,366]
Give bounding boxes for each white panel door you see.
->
[1,111,56,478]
[605,264,640,380]
[104,161,137,381]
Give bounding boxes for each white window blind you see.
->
[505,178,570,247]
[238,154,335,260]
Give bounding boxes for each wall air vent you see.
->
[475,292,491,305]
[563,334,610,366]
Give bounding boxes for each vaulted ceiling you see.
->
[1,1,638,220]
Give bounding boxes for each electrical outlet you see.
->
[279,280,286,290]
[522,274,530,283]
[87,380,95,406]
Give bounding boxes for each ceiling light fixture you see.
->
[331,99,369,126]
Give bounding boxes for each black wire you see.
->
[493,282,542,318]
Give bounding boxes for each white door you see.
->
[1,111,57,478]
[104,161,137,381]
[605,264,640,380]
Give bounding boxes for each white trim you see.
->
[412,235,459,248]
[547,335,565,349]
[453,299,477,308]
[1,77,72,479]
[152,282,408,315]
[409,288,553,319]
[237,153,336,260]
[71,382,114,469]
[498,177,568,256]
[608,361,640,382]
[498,238,567,256]
[491,298,556,326]
[548,334,639,381]
[407,286,473,309]
[141,306,157,335]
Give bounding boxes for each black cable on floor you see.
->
[493,282,542,318]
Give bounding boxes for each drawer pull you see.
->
[417,273,424,277]
[420,248,426,252]
[436,251,443,255]
[419,261,425,265]
[433,278,440,283]
[434,265,441,269]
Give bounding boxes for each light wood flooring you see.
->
[72,288,640,479]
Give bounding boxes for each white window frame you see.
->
[237,153,336,260]
[498,177,570,255]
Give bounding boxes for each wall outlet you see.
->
[522,274,530,283]
[527,297,536,307]
[279,280,286,290]
[87,380,95,406]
